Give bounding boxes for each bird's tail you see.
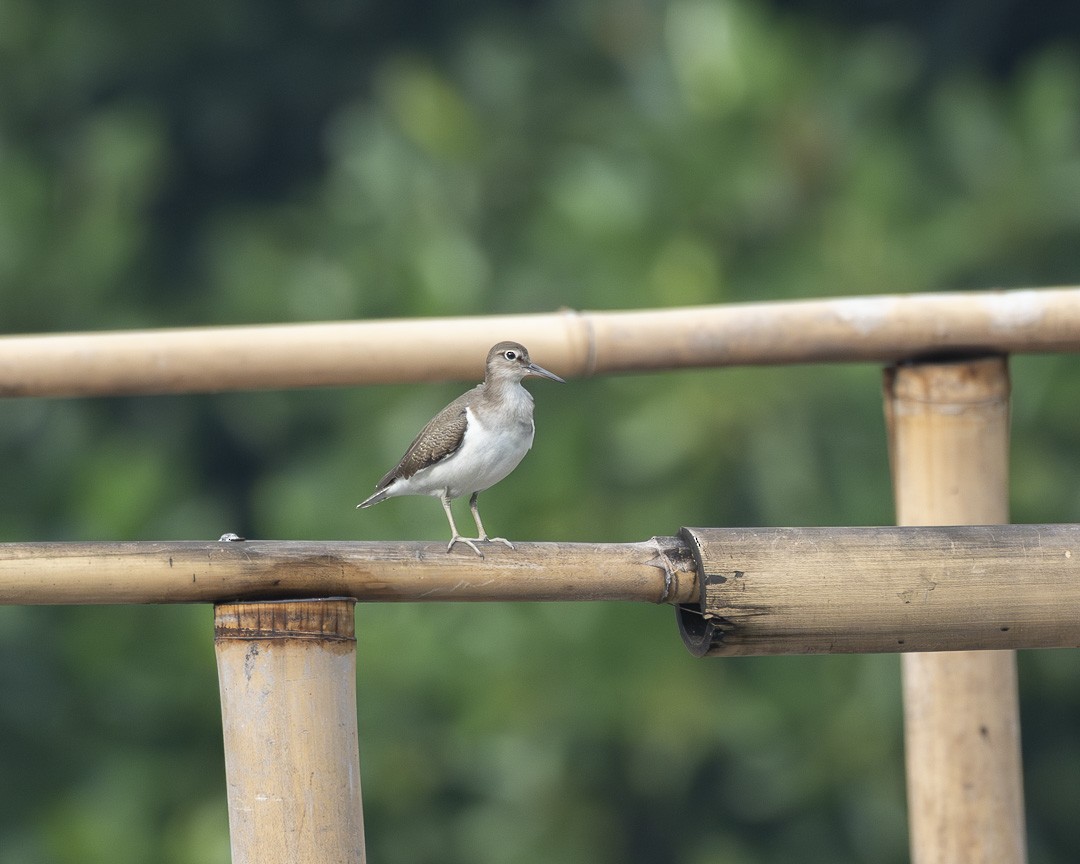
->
[356,488,391,509]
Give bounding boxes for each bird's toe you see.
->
[448,536,485,558]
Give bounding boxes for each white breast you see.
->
[388,386,536,499]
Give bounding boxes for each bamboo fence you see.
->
[5,287,1080,863]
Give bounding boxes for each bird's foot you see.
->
[447,535,485,557]
[446,535,516,556]
[482,535,515,550]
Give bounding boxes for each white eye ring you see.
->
[504,350,518,360]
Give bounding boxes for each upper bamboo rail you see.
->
[2,288,1079,397]
[3,526,1080,655]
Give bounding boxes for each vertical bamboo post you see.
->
[884,356,1027,864]
[214,598,366,864]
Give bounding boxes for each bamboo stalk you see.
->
[215,598,366,863]
[1,288,1079,397]
[675,523,1080,655]
[0,532,1078,656]
[0,538,697,604]
[884,357,1027,864]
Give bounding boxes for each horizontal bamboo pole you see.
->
[1,288,1079,397]
[0,538,697,605]
[0,528,1079,653]
[675,524,1080,656]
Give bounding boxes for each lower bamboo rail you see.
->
[2,527,1080,654]
[0,538,696,604]
[674,524,1080,655]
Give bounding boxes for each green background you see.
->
[2,0,1080,861]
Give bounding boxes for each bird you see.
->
[357,341,564,556]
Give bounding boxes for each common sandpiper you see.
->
[357,341,564,556]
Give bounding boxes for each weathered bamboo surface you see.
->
[1,288,1078,397]
[0,538,698,605]
[886,356,1027,864]
[0,529,1079,657]
[216,598,366,864]
[676,523,1080,655]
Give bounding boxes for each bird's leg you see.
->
[469,492,514,549]
[441,495,484,557]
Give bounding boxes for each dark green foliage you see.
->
[2,1,1080,861]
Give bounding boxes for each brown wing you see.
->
[374,388,477,489]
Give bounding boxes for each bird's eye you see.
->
[504,350,518,360]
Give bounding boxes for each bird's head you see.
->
[487,341,565,384]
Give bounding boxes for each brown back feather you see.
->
[374,387,478,489]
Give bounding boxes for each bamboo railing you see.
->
[2,527,1080,654]
[0,538,697,605]
[6,287,1079,863]
[1,287,1078,396]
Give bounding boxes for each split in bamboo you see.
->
[1,288,1079,397]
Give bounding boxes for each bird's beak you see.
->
[525,362,565,383]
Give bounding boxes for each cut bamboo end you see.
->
[215,598,366,864]
[215,597,357,641]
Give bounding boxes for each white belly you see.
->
[390,406,534,499]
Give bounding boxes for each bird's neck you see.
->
[476,376,533,422]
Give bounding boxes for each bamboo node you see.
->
[214,598,356,642]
